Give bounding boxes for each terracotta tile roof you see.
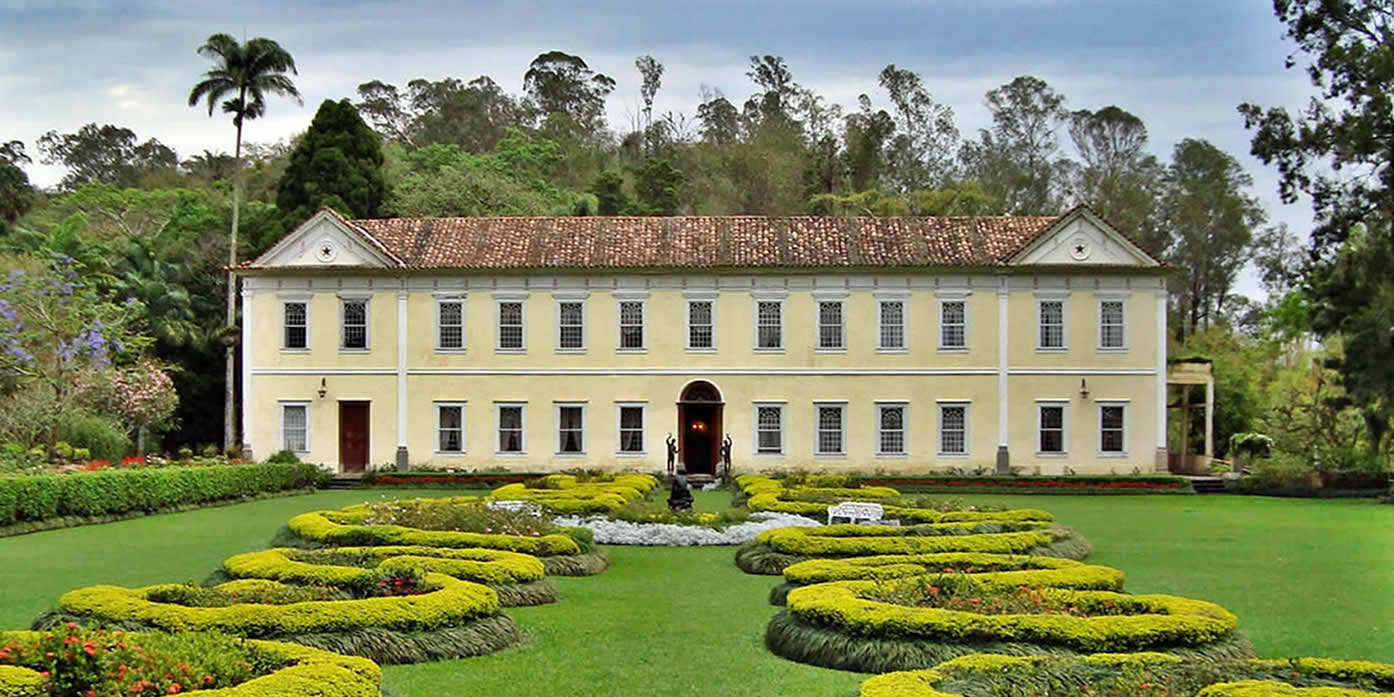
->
[328,215,1062,271]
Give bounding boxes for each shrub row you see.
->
[491,473,659,514]
[736,526,1092,576]
[287,509,583,556]
[785,580,1238,651]
[756,524,1069,558]
[361,471,546,487]
[0,463,320,528]
[737,475,1056,523]
[56,573,502,639]
[223,546,547,587]
[0,631,382,697]
[858,653,1394,697]
[861,474,1193,494]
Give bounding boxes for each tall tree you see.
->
[187,32,301,454]
[1239,0,1394,457]
[182,149,237,182]
[1066,106,1163,248]
[842,95,895,192]
[960,76,1068,214]
[523,51,615,135]
[1159,138,1266,340]
[277,99,387,223]
[36,125,178,190]
[0,140,34,227]
[634,55,664,154]
[632,159,684,215]
[878,65,960,192]
[356,76,531,152]
[697,91,741,145]
[745,55,800,124]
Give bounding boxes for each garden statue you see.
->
[721,434,732,478]
[665,433,677,475]
[668,466,693,512]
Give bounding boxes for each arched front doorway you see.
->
[677,380,723,476]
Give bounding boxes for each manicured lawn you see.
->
[0,488,1389,697]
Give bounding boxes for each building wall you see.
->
[243,272,1166,474]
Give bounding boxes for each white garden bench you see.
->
[827,501,884,526]
[487,500,544,517]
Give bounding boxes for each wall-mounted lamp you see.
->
[1079,378,1090,400]
[318,377,328,399]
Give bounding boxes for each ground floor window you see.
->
[755,404,784,454]
[1099,403,1126,453]
[815,403,845,456]
[618,403,645,453]
[938,403,968,455]
[436,402,465,453]
[557,403,586,454]
[877,403,906,455]
[280,402,308,453]
[497,403,525,453]
[1038,403,1066,454]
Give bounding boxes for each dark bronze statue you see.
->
[665,433,677,475]
[720,433,733,478]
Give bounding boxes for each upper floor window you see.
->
[436,402,465,454]
[1038,300,1065,349]
[687,300,714,350]
[497,300,525,351]
[558,301,585,351]
[618,300,646,350]
[756,300,783,350]
[341,298,368,350]
[940,299,967,349]
[755,404,784,455]
[497,403,525,453]
[817,300,845,350]
[815,403,845,456]
[1099,404,1126,454]
[436,298,464,351]
[1038,403,1066,454]
[282,301,308,350]
[556,403,586,454]
[878,300,905,350]
[1099,300,1126,349]
[877,403,906,456]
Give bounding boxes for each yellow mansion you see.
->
[239,207,1170,476]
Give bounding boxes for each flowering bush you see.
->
[360,498,556,536]
[873,574,1132,618]
[555,512,821,546]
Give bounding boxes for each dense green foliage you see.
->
[276,99,386,222]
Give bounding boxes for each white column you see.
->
[1204,378,1215,460]
[1155,287,1169,472]
[996,279,1010,472]
[395,287,409,470]
[240,283,254,458]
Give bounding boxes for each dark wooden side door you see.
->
[338,401,370,473]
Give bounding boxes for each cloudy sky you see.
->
[1,0,1315,297]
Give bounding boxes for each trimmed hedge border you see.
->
[0,631,381,697]
[491,473,660,514]
[735,475,1059,521]
[286,508,584,556]
[859,653,1394,697]
[735,526,1092,576]
[866,475,1193,495]
[0,463,321,532]
[0,488,316,539]
[769,553,1125,605]
[361,471,549,487]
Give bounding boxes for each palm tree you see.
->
[188,33,301,455]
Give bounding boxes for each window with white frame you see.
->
[558,301,585,350]
[280,402,309,453]
[617,404,645,453]
[817,300,844,350]
[283,302,308,350]
[436,402,465,453]
[341,298,368,350]
[938,403,969,455]
[1038,403,1066,454]
[815,403,845,455]
[556,403,585,454]
[940,299,967,349]
[755,404,784,454]
[497,404,524,453]
[877,403,906,455]
[1099,404,1126,453]
[756,301,783,349]
[1039,300,1065,349]
[1099,300,1126,349]
[618,300,645,350]
[878,300,905,350]
[436,298,464,350]
[497,301,524,351]
[687,300,714,349]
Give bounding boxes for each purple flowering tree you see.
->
[0,258,150,447]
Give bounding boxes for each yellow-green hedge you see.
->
[0,631,380,697]
[491,473,659,513]
[785,580,1238,652]
[757,524,1062,557]
[860,654,1394,697]
[224,546,546,587]
[738,475,1053,524]
[782,553,1124,591]
[57,572,500,638]
[287,510,581,556]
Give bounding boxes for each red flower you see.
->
[168,683,182,694]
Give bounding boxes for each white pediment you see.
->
[250,210,397,269]
[1010,209,1158,267]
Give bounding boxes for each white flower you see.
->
[554,512,821,546]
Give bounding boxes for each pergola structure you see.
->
[1167,358,1216,474]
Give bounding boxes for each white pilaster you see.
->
[396,288,409,470]
[1155,287,1169,471]
[240,284,254,457]
[996,279,1010,472]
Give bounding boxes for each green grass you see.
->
[0,488,1390,697]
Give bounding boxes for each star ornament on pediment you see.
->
[315,239,338,263]
[1068,237,1091,261]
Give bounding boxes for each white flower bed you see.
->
[554,512,822,546]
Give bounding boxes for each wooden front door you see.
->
[677,381,724,476]
[338,401,370,473]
